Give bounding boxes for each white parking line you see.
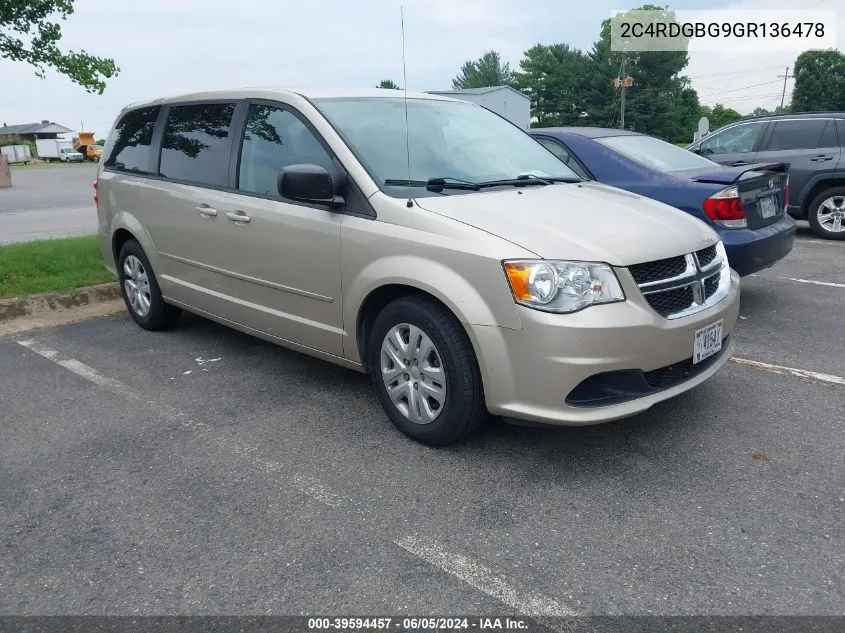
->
[799,239,843,247]
[749,274,845,289]
[16,338,341,507]
[20,337,578,616]
[731,357,845,387]
[395,535,576,618]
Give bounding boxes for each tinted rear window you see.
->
[158,103,236,187]
[766,119,830,151]
[104,106,160,173]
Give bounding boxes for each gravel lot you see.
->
[0,225,842,618]
[0,164,98,244]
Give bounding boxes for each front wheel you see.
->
[368,295,487,446]
[808,187,845,240]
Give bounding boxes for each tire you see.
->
[807,187,845,240]
[368,295,487,445]
[117,239,181,331]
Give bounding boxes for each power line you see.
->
[698,79,782,98]
[700,92,785,102]
[687,65,784,79]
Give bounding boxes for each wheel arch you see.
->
[802,177,845,215]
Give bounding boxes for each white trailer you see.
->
[35,138,84,162]
[0,144,33,164]
[426,86,532,130]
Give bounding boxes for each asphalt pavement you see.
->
[0,165,98,243]
[0,225,843,617]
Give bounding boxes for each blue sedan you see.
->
[530,127,796,276]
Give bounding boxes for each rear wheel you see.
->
[808,187,845,240]
[117,239,181,330]
[368,295,487,446]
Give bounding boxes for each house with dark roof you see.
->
[0,120,74,143]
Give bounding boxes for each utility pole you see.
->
[620,56,626,130]
[778,66,791,110]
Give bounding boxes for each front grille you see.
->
[629,243,727,319]
[645,286,694,318]
[696,245,718,268]
[629,256,687,285]
[704,274,720,298]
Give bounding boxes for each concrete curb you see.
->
[0,283,121,322]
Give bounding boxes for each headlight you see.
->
[503,260,625,313]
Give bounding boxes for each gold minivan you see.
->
[97,89,740,445]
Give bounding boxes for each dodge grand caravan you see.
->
[97,89,740,445]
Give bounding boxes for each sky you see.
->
[0,0,841,140]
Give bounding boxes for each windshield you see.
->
[596,134,718,173]
[312,97,579,197]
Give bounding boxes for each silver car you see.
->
[96,89,740,445]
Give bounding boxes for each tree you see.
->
[791,49,845,112]
[452,50,514,89]
[95,138,106,145]
[582,5,696,142]
[1,0,118,93]
[377,79,401,90]
[747,105,789,119]
[513,44,591,127]
[700,104,743,130]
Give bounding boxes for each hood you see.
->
[414,182,718,266]
[674,162,788,186]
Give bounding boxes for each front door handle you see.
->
[810,155,833,162]
[225,210,251,224]
[196,204,218,218]
[730,160,751,166]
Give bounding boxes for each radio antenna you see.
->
[401,5,413,208]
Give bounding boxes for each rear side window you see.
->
[819,120,839,147]
[766,119,831,151]
[159,103,236,187]
[104,106,160,173]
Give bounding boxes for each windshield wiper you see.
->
[384,177,480,191]
[475,173,582,187]
[545,176,584,183]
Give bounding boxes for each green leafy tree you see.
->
[700,103,743,130]
[513,44,591,127]
[452,50,514,89]
[747,105,789,119]
[377,79,401,90]
[1,0,119,93]
[791,49,845,112]
[583,5,696,142]
[95,138,106,145]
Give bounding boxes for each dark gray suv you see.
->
[688,113,845,239]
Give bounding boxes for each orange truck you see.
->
[73,131,103,161]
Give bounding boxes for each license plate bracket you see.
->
[693,320,723,364]
[759,195,778,219]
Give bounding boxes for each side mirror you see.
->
[278,164,344,209]
[690,147,702,155]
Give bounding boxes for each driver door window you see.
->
[238,104,333,198]
[535,137,589,179]
[700,122,764,156]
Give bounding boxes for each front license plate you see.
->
[759,195,778,218]
[693,320,723,364]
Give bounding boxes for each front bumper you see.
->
[468,269,740,426]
